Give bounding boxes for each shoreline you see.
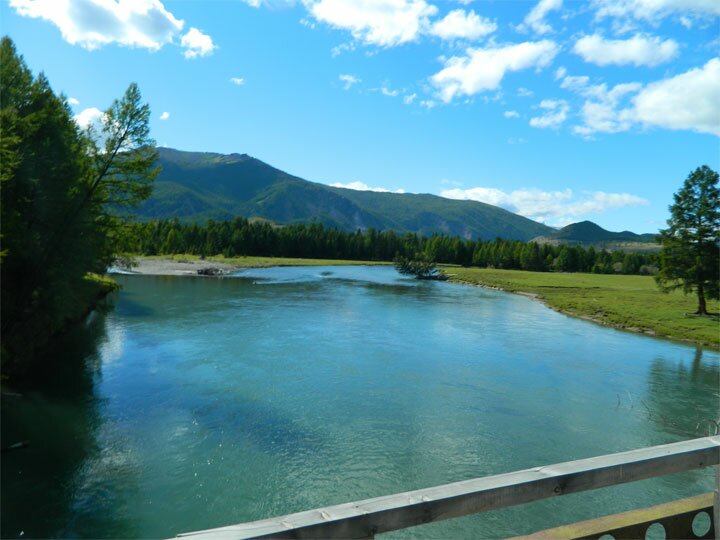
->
[112,256,390,276]
[113,257,239,276]
[447,277,716,351]
[112,257,718,350]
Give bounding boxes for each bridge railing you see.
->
[176,436,720,539]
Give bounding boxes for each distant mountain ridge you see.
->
[532,220,657,247]
[135,148,555,241]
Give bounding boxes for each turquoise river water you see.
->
[2,266,718,538]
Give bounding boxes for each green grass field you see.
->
[447,268,719,349]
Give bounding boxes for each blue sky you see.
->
[2,0,719,232]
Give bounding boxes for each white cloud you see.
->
[574,81,641,135]
[430,40,559,102]
[573,34,679,67]
[159,111,170,120]
[504,110,520,118]
[67,97,80,106]
[339,74,360,90]
[10,0,184,51]
[331,42,355,57]
[230,77,246,86]
[564,59,720,136]
[633,57,720,135]
[440,186,648,225]
[593,0,720,21]
[331,181,405,193]
[429,9,496,41]
[304,0,438,47]
[554,66,566,79]
[529,99,569,128]
[420,99,436,108]
[560,74,590,91]
[403,92,417,104]
[517,87,534,97]
[523,0,563,35]
[381,86,400,96]
[181,27,216,58]
[74,107,104,129]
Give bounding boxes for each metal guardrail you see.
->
[177,436,720,539]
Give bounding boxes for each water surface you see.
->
[3,266,718,538]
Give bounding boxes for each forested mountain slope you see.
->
[134,148,554,241]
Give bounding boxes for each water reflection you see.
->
[0,302,136,539]
[643,348,720,439]
[2,268,719,539]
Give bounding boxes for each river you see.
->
[2,266,718,538]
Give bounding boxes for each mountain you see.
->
[532,220,657,248]
[134,148,554,241]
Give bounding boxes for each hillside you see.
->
[134,148,554,241]
[532,220,657,249]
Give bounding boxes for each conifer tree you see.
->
[655,166,719,315]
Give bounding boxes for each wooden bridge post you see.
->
[714,464,719,540]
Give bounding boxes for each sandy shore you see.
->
[117,258,239,276]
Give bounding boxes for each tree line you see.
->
[0,37,157,372]
[120,218,660,275]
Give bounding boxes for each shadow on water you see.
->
[642,348,720,439]
[1,302,137,539]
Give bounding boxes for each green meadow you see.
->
[448,268,719,349]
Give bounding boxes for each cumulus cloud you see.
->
[523,0,563,35]
[593,0,720,21]
[381,86,400,96]
[529,99,569,128]
[564,59,720,136]
[67,97,80,105]
[331,181,405,193]
[74,107,104,129]
[633,57,720,135]
[431,40,559,102]
[429,9,496,41]
[440,186,648,225]
[159,111,170,120]
[10,0,183,51]
[573,34,678,67]
[181,27,216,58]
[230,77,246,86]
[573,81,642,135]
[305,0,438,47]
[403,92,417,104]
[504,110,520,118]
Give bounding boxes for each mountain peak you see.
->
[139,147,554,240]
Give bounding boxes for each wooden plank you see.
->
[714,465,719,540]
[176,436,719,540]
[510,492,714,539]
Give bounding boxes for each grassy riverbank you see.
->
[448,268,719,349]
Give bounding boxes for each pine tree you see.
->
[655,166,719,315]
[0,37,158,370]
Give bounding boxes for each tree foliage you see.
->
[119,217,660,277]
[0,37,157,371]
[655,166,720,315]
[393,253,446,280]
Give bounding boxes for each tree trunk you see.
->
[696,283,707,315]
